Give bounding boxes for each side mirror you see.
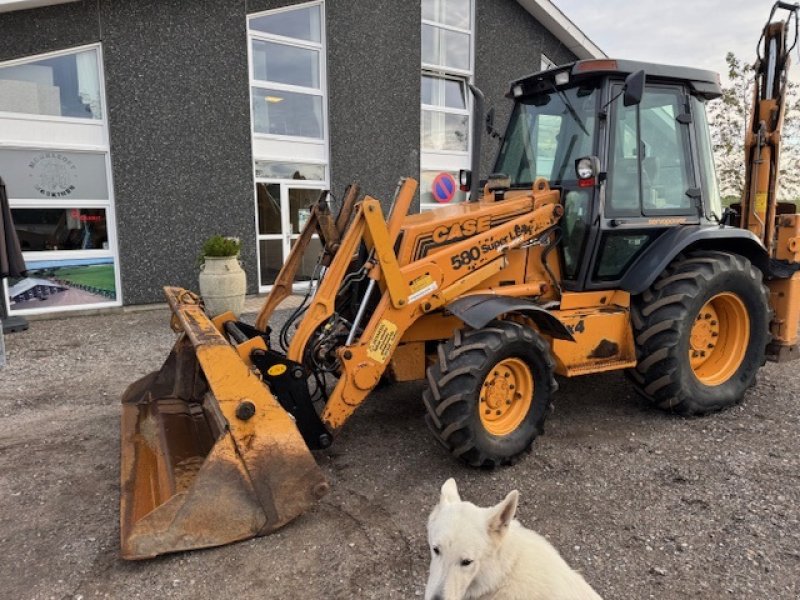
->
[458,169,472,192]
[485,107,496,135]
[623,70,646,107]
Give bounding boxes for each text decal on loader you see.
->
[367,320,399,364]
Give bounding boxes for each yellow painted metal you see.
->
[388,342,427,381]
[689,292,750,386]
[361,197,411,308]
[768,272,800,347]
[550,305,636,377]
[321,199,564,429]
[120,287,327,559]
[478,357,534,436]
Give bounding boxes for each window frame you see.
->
[247,0,328,145]
[0,44,106,125]
[1,43,122,315]
[605,81,698,218]
[247,0,331,293]
[420,0,475,212]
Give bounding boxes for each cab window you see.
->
[606,85,695,217]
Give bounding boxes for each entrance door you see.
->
[256,179,325,286]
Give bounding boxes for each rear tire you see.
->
[422,320,557,467]
[628,251,770,415]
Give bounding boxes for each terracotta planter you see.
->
[198,255,246,317]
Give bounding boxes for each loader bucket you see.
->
[119,288,328,559]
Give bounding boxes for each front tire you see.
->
[628,251,770,415]
[423,320,557,467]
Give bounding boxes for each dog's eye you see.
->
[432,546,440,555]
[461,559,473,567]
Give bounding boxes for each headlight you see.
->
[512,84,524,98]
[555,71,569,86]
[576,157,595,180]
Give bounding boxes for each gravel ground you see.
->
[0,301,799,599]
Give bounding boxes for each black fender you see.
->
[445,294,575,341]
[619,225,770,295]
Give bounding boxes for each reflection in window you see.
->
[421,75,466,109]
[422,111,468,151]
[249,4,321,42]
[255,160,325,180]
[595,233,652,280]
[607,87,693,216]
[289,188,321,234]
[290,236,323,281]
[423,0,471,30]
[12,208,108,252]
[251,40,319,88]
[256,183,282,235]
[252,88,323,138]
[259,238,284,286]
[422,24,470,71]
[0,49,101,119]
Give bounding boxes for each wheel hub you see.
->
[479,358,534,436]
[689,292,750,386]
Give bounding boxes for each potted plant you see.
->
[198,235,246,317]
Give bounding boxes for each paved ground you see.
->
[1,301,799,599]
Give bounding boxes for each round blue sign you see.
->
[432,172,457,204]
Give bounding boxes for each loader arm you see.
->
[303,185,564,429]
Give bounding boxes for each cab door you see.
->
[586,82,700,288]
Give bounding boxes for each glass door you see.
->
[256,179,325,287]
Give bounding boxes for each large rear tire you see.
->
[628,251,770,415]
[422,320,557,468]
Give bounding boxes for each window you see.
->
[0,49,102,120]
[607,86,694,216]
[693,96,722,219]
[248,2,330,291]
[249,3,325,141]
[495,86,597,187]
[1,45,121,315]
[420,0,473,211]
[594,232,654,281]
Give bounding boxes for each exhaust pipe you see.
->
[467,84,485,202]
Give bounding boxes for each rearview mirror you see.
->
[623,70,646,106]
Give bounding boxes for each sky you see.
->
[552,0,799,82]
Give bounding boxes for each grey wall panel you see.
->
[0,0,99,62]
[474,0,577,176]
[100,0,256,304]
[326,0,420,211]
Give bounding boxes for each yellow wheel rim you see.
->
[689,292,750,386]
[479,357,534,436]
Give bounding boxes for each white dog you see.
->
[425,479,602,600]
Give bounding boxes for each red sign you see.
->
[432,172,457,204]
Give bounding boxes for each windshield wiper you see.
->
[549,82,589,136]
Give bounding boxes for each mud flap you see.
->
[119,289,328,559]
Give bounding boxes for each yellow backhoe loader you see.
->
[119,2,800,559]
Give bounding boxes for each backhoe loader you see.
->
[119,1,800,559]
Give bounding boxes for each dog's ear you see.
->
[440,478,461,504]
[487,489,519,538]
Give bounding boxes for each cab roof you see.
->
[508,58,723,100]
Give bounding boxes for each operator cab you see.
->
[491,59,723,292]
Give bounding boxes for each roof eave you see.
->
[0,0,80,14]
[516,0,606,60]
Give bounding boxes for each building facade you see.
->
[0,0,602,316]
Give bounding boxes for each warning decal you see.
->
[755,192,768,213]
[408,273,438,303]
[367,320,399,364]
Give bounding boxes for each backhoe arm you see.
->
[741,1,799,248]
